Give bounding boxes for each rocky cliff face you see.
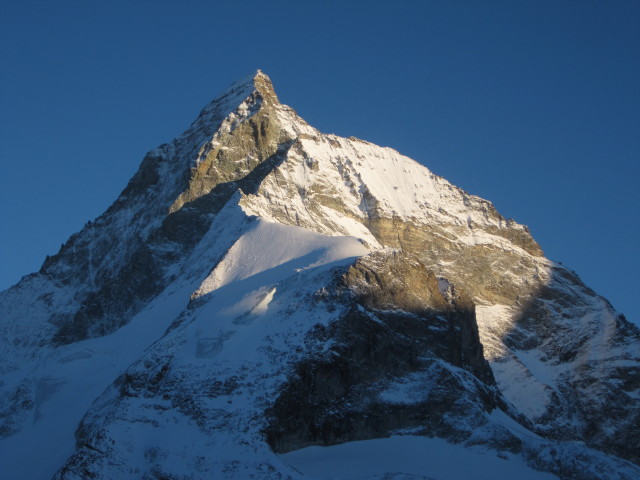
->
[1,71,638,480]
[265,251,498,454]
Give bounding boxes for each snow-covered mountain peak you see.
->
[202,68,277,110]
[1,71,639,480]
[230,68,274,95]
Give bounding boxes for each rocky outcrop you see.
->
[265,251,501,453]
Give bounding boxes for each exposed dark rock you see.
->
[265,251,499,453]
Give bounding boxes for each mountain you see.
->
[1,71,638,480]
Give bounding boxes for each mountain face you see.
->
[1,71,638,480]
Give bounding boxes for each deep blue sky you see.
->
[1,1,638,325]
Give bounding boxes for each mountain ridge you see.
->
[1,71,638,480]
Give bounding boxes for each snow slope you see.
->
[0,204,369,479]
[281,435,557,480]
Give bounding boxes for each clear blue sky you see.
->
[1,1,638,325]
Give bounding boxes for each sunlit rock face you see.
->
[1,71,638,480]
